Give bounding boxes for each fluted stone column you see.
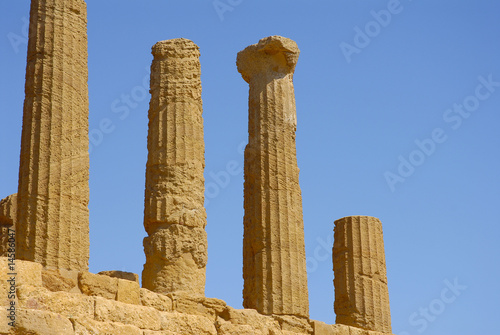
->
[237,36,309,317]
[16,0,90,271]
[142,39,207,296]
[333,216,392,333]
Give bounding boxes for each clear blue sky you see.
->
[1,1,499,334]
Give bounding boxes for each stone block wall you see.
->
[0,257,394,335]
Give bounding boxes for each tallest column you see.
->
[17,0,90,271]
[237,36,309,317]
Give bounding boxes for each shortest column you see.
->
[333,216,392,333]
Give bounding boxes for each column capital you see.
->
[237,35,300,83]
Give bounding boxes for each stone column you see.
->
[237,36,309,317]
[333,216,392,333]
[142,39,207,296]
[0,194,17,257]
[16,0,90,272]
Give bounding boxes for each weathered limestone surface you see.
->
[13,308,74,335]
[78,272,141,305]
[0,194,17,258]
[333,216,392,333]
[16,0,90,272]
[237,36,309,317]
[72,316,143,335]
[42,269,78,292]
[17,285,95,320]
[0,257,396,335]
[142,38,207,296]
[98,270,140,283]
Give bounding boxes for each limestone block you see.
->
[94,296,162,330]
[17,285,94,319]
[16,260,43,287]
[0,194,16,258]
[237,36,309,317]
[14,308,74,335]
[273,315,313,334]
[140,288,173,312]
[216,317,267,335]
[143,38,207,296]
[219,306,281,333]
[0,258,43,308]
[197,296,227,315]
[169,292,226,320]
[348,327,369,335]
[42,269,77,292]
[99,270,139,283]
[143,331,179,335]
[0,309,11,334]
[0,258,42,307]
[116,277,140,304]
[72,316,143,335]
[78,271,118,300]
[311,320,336,335]
[271,331,312,335]
[333,216,392,333]
[17,0,90,272]
[0,258,14,308]
[330,324,369,335]
[160,311,217,335]
[329,324,349,335]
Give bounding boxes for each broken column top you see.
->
[152,38,200,58]
[335,215,382,223]
[0,194,17,226]
[236,35,300,83]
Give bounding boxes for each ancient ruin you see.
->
[333,216,392,333]
[237,36,309,318]
[0,1,397,334]
[15,0,90,272]
[0,195,17,258]
[142,39,208,296]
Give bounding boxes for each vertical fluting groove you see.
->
[67,1,77,268]
[17,0,89,271]
[56,0,66,268]
[333,216,392,333]
[238,36,309,317]
[143,39,207,296]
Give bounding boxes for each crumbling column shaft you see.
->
[142,39,207,295]
[238,36,309,317]
[0,194,17,257]
[16,0,90,271]
[333,216,392,333]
